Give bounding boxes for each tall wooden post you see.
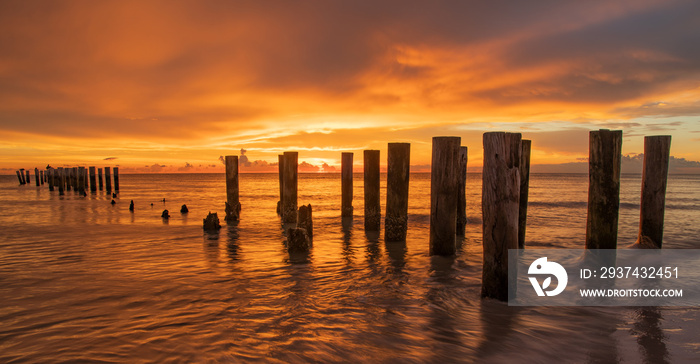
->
[72,167,78,192]
[456,146,468,235]
[40,170,44,185]
[225,155,241,221]
[364,150,381,231]
[341,152,354,217]
[25,170,30,185]
[518,140,531,249]
[385,143,410,241]
[89,167,97,192]
[105,167,112,193]
[481,132,522,301]
[586,129,622,250]
[113,167,120,192]
[48,169,55,191]
[638,135,671,248]
[19,169,26,184]
[16,171,24,185]
[57,167,65,195]
[98,168,103,191]
[282,152,298,223]
[78,166,86,193]
[277,154,284,215]
[429,136,461,256]
[34,168,40,186]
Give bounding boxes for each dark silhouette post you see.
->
[518,140,531,249]
[57,167,65,195]
[481,132,522,301]
[341,152,353,217]
[89,166,97,192]
[385,143,410,241]
[78,166,86,193]
[638,135,671,248]
[364,150,381,231]
[456,146,468,235]
[105,167,112,193]
[25,170,30,185]
[113,167,120,192]
[16,170,24,185]
[282,151,298,223]
[34,168,40,186]
[429,136,461,256]
[586,129,622,250]
[225,155,241,221]
[277,154,284,215]
[98,168,103,191]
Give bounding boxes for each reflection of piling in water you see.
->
[113,167,120,192]
[341,152,353,217]
[364,150,381,232]
[586,129,622,249]
[518,140,531,249]
[385,143,410,242]
[89,166,97,192]
[637,136,671,248]
[282,151,298,224]
[481,132,521,301]
[225,155,241,221]
[105,167,112,193]
[456,146,468,236]
[430,137,461,256]
[98,168,103,191]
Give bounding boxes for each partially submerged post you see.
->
[637,135,671,248]
[19,169,26,184]
[113,167,120,192]
[429,136,461,256]
[98,168,103,191]
[40,170,45,185]
[287,228,311,252]
[105,167,112,193]
[25,170,30,185]
[72,167,78,192]
[225,155,241,221]
[586,129,622,250]
[385,143,410,241]
[481,132,522,301]
[364,150,381,231]
[518,140,532,249]
[78,166,86,193]
[298,204,313,239]
[456,146,469,235]
[341,152,353,217]
[47,168,54,191]
[277,154,284,215]
[34,168,40,186]
[57,167,65,195]
[203,212,221,231]
[16,171,24,185]
[282,151,298,223]
[89,167,97,192]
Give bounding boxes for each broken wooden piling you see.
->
[113,167,120,192]
[481,132,522,301]
[277,154,284,215]
[282,151,298,223]
[518,140,531,249]
[89,167,97,192]
[57,167,65,195]
[429,136,461,256]
[638,135,671,248]
[364,150,381,231]
[225,155,241,221]
[105,167,112,193]
[40,170,44,185]
[25,170,30,185]
[78,166,86,193]
[16,170,24,185]
[586,129,622,250]
[34,168,40,186]
[456,146,468,236]
[298,204,313,239]
[98,168,103,191]
[385,143,410,241]
[341,152,353,217]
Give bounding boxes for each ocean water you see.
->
[1,172,699,363]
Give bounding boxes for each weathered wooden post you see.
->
[47,169,55,191]
[57,167,65,195]
[113,167,120,192]
[224,155,241,221]
[456,146,469,235]
[364,150,381,231]
[40,170,44,185]
[385,143,410,241]
[19,169,26,184]
[72,167,78,192]
[481,132,522,301]
[34,168,40,186]
[341,152,354,217]
[282,151,298,223]
[298,204,313,239]
[25,170,30,185]
[65,168,72,191]
[78,166,86,193]
[586,129,622,250]
[98,168,103,191]
[89,167,97,192]
[105,167,112,193]
[16,171,24,185]
[429,136,461,256]
[637,135,671,248]
[277,154,284,215]
[518,140,532,249]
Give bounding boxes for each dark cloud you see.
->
[104,157,118,160]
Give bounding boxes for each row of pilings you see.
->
[223,129,671,301]
[15,166,120,195]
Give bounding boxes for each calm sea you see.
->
[1,173,699,363]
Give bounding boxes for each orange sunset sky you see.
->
[1,0,699,173]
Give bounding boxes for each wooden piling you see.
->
[282,151,298,223]
[47,168,54,191]
[57,167,65,195]
[277,154,284,215]
[225,155,241,221]
[105,167,112,193]
[518,140,531,249]
[72,167,78,191]
[25,170,30,185]
[429,136,461,256]
[98,168,103,190]
[586,129,622,250]
[385,143,410,241]
[34,168,40,186]
[481,132,522,301]
[456,146,469,236]
[89,166,97,192]
[638,135,671,248]
[341,152,354,217]
[78,166,86,193]
[298,204,313,239]
[19,169,26,184]
[364,150,381,231]
[113,167,119,192]
[16,171,24,185]
[40,170,45,185]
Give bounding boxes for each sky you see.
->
[1,0,699,173]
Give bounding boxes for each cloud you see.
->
[148,163,167,172]
[177,162,194,171]
[104,157,118,161]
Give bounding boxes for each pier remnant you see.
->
[34,168,40,186]
[98,168,103,191]
[481,132,522,301]
[456,146,468,235]
[105,167,112,193]
[89,167,97,192]
[16,170,24,185]
[298,204,313,239]
[78,166,86,194]
[180,204,189,214]
[113,167,120,192]
[203,212,221,231]
[341,152,353,217]
[429,136,461,256]
[40,170,45,185]
[518,140,532,249]
[637,135,671,248]
[129,200,134,211]
[287,228,310,252]
[282,151,298,223]
[364,150,381,231]
[277,154,284,215]
[385,143,410,241]
[57,167,65,195]
[25,170,30,185]
[162,209,170,219]
[225,155,241,221]
[586,129,622,250]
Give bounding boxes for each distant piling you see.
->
[456,146,468,236]
[364,150,381,231]
[98,168,103,190]
[78,166,86,193]
[429,136,461,256]
[385,143,410,241]
[518,140,532,249]
[25,170,30,185]
[47,168,54,191]
[113,167,120,192]
[481,132,522,301]
[225,155,241,221]
[586,129,622,250]
[34,168,40,186]
[72,167,78,192]
[341,152,353,217]
[16,170,24,185]
[56,167,63,195]
[105,167,112,193]
[277,154,284,215]
[89,167,97,192]
[40,170,45,185]
[638,135,671,248]
[282,151,298,223]
[19,169,26,184]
